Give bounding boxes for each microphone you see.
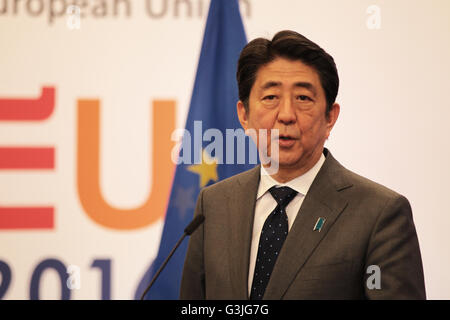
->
[140,214,205,300]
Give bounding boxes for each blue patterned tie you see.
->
[250,186,298,300]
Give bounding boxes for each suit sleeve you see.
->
[179,188,206,299]
[364,195,426,299]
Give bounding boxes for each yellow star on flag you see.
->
[187,149,219,188]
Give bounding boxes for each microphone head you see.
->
[184,214,205,235]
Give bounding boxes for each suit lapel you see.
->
[227,165,260,299]
[263,151,352,299]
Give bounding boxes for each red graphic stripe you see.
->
[0,207,54,229]
[0,147,54,169]
[0,87,55,121]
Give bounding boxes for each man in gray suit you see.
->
[180,30,426,299]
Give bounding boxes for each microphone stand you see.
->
[140,214,204,300]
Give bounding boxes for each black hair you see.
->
[236,30,339,117]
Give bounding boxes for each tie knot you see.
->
[269,186,298,208]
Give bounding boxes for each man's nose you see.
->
[277,97,296,125]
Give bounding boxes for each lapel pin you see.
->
[313,217,326,232]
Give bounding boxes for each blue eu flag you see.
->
[136,0,255,299]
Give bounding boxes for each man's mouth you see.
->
[278,134,298,141]
[276,134,298,147]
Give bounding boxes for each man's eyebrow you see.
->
[294,82,317,96]
[260,81,318,96]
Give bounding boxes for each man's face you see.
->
[237,57,339,174]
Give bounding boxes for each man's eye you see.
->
[297,95,311,101]
[263,95,277,100]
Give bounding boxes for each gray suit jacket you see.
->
[180,149,426,299]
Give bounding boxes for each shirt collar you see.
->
[257,152,326,200]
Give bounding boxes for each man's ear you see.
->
[326,103,340,138]
[237,100,249,131]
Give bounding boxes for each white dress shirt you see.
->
[247,153,326,296]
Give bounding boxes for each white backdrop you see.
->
[0,0,449,299]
